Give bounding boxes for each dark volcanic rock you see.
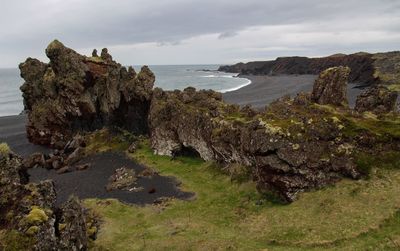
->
[0,150,95,250]
[149,86,372,202]
[20,40,155,148]
[355,85,398,114]
[311,66,350,106]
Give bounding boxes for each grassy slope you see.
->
[85,139,400,251]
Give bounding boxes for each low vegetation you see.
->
[84,138,400,250]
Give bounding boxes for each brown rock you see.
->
[355,85,398,114]
[311,66,350,106]
[19,40,155,147]
[57,165,73,174]
[76,163,90,171]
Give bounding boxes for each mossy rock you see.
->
[25,226,39,236]
[25,206,49,225]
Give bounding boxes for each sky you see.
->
[0,0,400,67]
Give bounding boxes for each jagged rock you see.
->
[311,66,350,106]
[57,197,88,250]
[354,85,398,114]
[149,87,368,202]
[0,151,95,250]
[22,152,46,169]
[20,40,155,148]
[65,147,85,165]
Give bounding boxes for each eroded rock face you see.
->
[149,86,369,202]
[355,85,398,114]
[0,151,95,250]
[311,66,350,106]
[20,40,155,148]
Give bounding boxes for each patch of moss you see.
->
[25,226,39,236]
[0,142,10,155]
[85,128,134,153]
[25,206,48,225]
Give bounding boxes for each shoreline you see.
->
[218,76,252,93]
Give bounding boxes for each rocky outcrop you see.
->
[149,71,399,202]
[149,87,365,202]
[355,85,398,114]
[311,66,350,106]
[0,149,96,250]
[20,40,155,148]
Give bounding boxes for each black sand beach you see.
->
[28,152,194,206]
[0,114,50,157]
[223,75,363,109]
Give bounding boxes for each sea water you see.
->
[0,65,251,117]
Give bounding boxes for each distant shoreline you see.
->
[222,74,363,109]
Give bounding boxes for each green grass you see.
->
[85,140,400,250]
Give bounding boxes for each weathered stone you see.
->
[65,147,85,165]
[19,40,155,147]
[128,142,137,153]
[0,151,94,250]
[311,66,350,106]
[355,85,398,114]
[76,163,90,171]
[58,197,88,251]
[57,166,73,174]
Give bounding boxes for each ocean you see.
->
[0,65,250,117]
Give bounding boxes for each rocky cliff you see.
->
[20,40,155,148]
[218,51,400,88]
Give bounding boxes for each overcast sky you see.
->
[0,0,399,67]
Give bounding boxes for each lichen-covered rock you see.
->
[57,197,88,251]
[0,151,96,250]
[20,40,155,148]
[354,85,398,114]
[149,87,377,202]
[311,66,350,106]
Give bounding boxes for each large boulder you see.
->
[354,85,398,114]
[20,40,155,148]
[311,66,351,106]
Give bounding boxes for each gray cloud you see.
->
[0,0,399,66]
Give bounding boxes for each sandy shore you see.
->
[223,75,363,109]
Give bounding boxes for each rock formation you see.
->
[18,41,400,203]
[0,148,97,250]
[149,69,399,202]
[20,40,155,148]
[311,66,350,106]
[355,85,398,114]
